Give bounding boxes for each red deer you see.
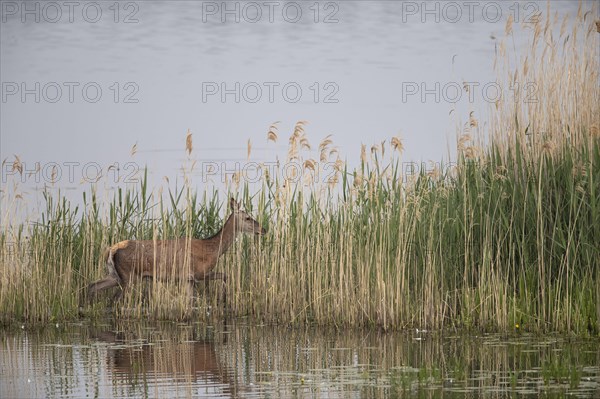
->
[87,198,266,303]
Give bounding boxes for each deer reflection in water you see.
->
[91,329,236,396]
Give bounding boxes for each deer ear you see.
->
[229,198,240,211]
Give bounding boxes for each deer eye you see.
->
[245,217,252,221]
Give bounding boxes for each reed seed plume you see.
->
[11,155,22,175]
[267,121,280,142]
[186,129,193,155]
[391,136,403,153]
[360,144,367,164]
[303,159,316,172]
[319,135,333,162]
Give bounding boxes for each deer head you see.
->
[229,198,267,235]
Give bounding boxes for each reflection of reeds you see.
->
[2,322,598,398]
[1,4,599,333]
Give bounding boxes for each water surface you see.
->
[2,321,599,398]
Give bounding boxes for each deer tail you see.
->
[103,245,122,283]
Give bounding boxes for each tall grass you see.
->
[1,6,598,332]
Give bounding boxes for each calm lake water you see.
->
[1,1,593,215]
[1,321,599,398]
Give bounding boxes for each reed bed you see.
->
[1,6,599,333]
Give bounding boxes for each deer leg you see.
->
[202,271,227,282]
[111,286,123,305]
[141,276,153,305]
[111,277,128,306]
[185,279,195,299]
[87,276,120,303]
[202,272,227,309]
